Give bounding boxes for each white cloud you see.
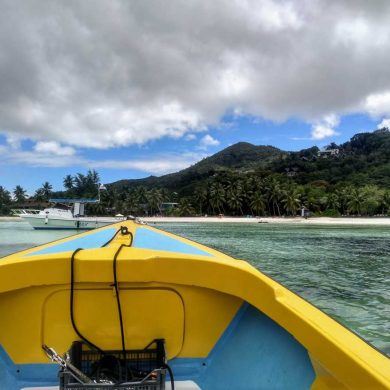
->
[0,143,204,174]
[365,92,390,117]
[34,141,75,156]
[2,1,390,147]
[184,134,196,141]
[94,153,204,174]
[199,134,220,149]
[6,134,22,149]
[311,114,340,140]
[378,118,390,129]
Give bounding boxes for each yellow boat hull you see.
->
[0,221,389,389]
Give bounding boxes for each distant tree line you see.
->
[104,171,390,217]
[1,128,390,217]
[1,172,389,217]
[0,170,101,215]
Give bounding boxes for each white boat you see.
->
[17,198,124,230]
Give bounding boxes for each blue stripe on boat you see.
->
[133,227,213,257]
[24,227,117,256]
[0,345,58,389]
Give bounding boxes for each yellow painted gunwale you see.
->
[0,221,389,389]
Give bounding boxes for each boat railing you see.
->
[11,209,41,215]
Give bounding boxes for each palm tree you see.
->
[242,177,260,209]
[124,192,140,215]
[0,186,12,215]
[85,170,100,197]
[41,181,53,199]
[87,169,100,185]
[282,188,301,216]
[177,198,195,216]
[147,189,163,215]
[326,193,340,211]
[209,182,225,214]
[337,187,351,215]
[160,188,170,202]
[194,186,208,214]
[250,192,266,215]
[226,186,243,215]
[13,185,27,203]
[266,178,282,216]
[380,191,390,215]
[63,175,74,191]
[347,188,365,215]
[34,188,46,201]
[74,173,87,196]
[134,186,147,205]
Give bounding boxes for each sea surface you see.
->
[0,220,389,356]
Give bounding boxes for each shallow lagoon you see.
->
[1,220,389,355]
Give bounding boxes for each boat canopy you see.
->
[49,198,99,204]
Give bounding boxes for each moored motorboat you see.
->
[17,198,123,230]
[0,221,389,389]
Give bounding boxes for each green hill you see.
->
[109,128,390,194]
[270,128,390,187]
[109,142,286,195]
[3,129,388,217]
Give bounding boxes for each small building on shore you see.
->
[317,148,339,158]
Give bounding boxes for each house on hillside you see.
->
[317,148,340,158]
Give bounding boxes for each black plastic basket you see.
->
[60,339,166,390]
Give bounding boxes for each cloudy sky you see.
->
[1,0,390,192]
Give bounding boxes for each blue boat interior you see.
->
[0,303,315,390]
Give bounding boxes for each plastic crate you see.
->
[60,339,166,390]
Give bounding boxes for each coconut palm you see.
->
[326,193,340,211]
[160,188,170,202]
[347,188,365,215]
[194,186,208,215]
[41,181,53,199]
[337,187,351,215]
[0,186,12,215]
[209,182,225,214]
[34,188,46,201]
[250,192,266,215]
[134,186,148,205]
[380,191,390,215]
[85,170,100,197]
[282,188,301,216]
[74,173,87,196]
[147,189,163,215]
[13,185,27,203]
[226,188,243,215]
[124,193,140,215]
[177,198,195,216]
[266,178,282,216]
[87,169,100,185]
[63,175,74,191]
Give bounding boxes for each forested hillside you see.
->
[1,129,389,217]
[110,128,390,192]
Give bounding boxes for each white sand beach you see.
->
[2,215,390,225]
[143,216,390,225]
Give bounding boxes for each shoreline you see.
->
[2,215,390,225]
[143,216,390,225]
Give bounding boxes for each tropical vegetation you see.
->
[1,129,389,217]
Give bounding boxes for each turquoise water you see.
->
[0,220,389,356]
